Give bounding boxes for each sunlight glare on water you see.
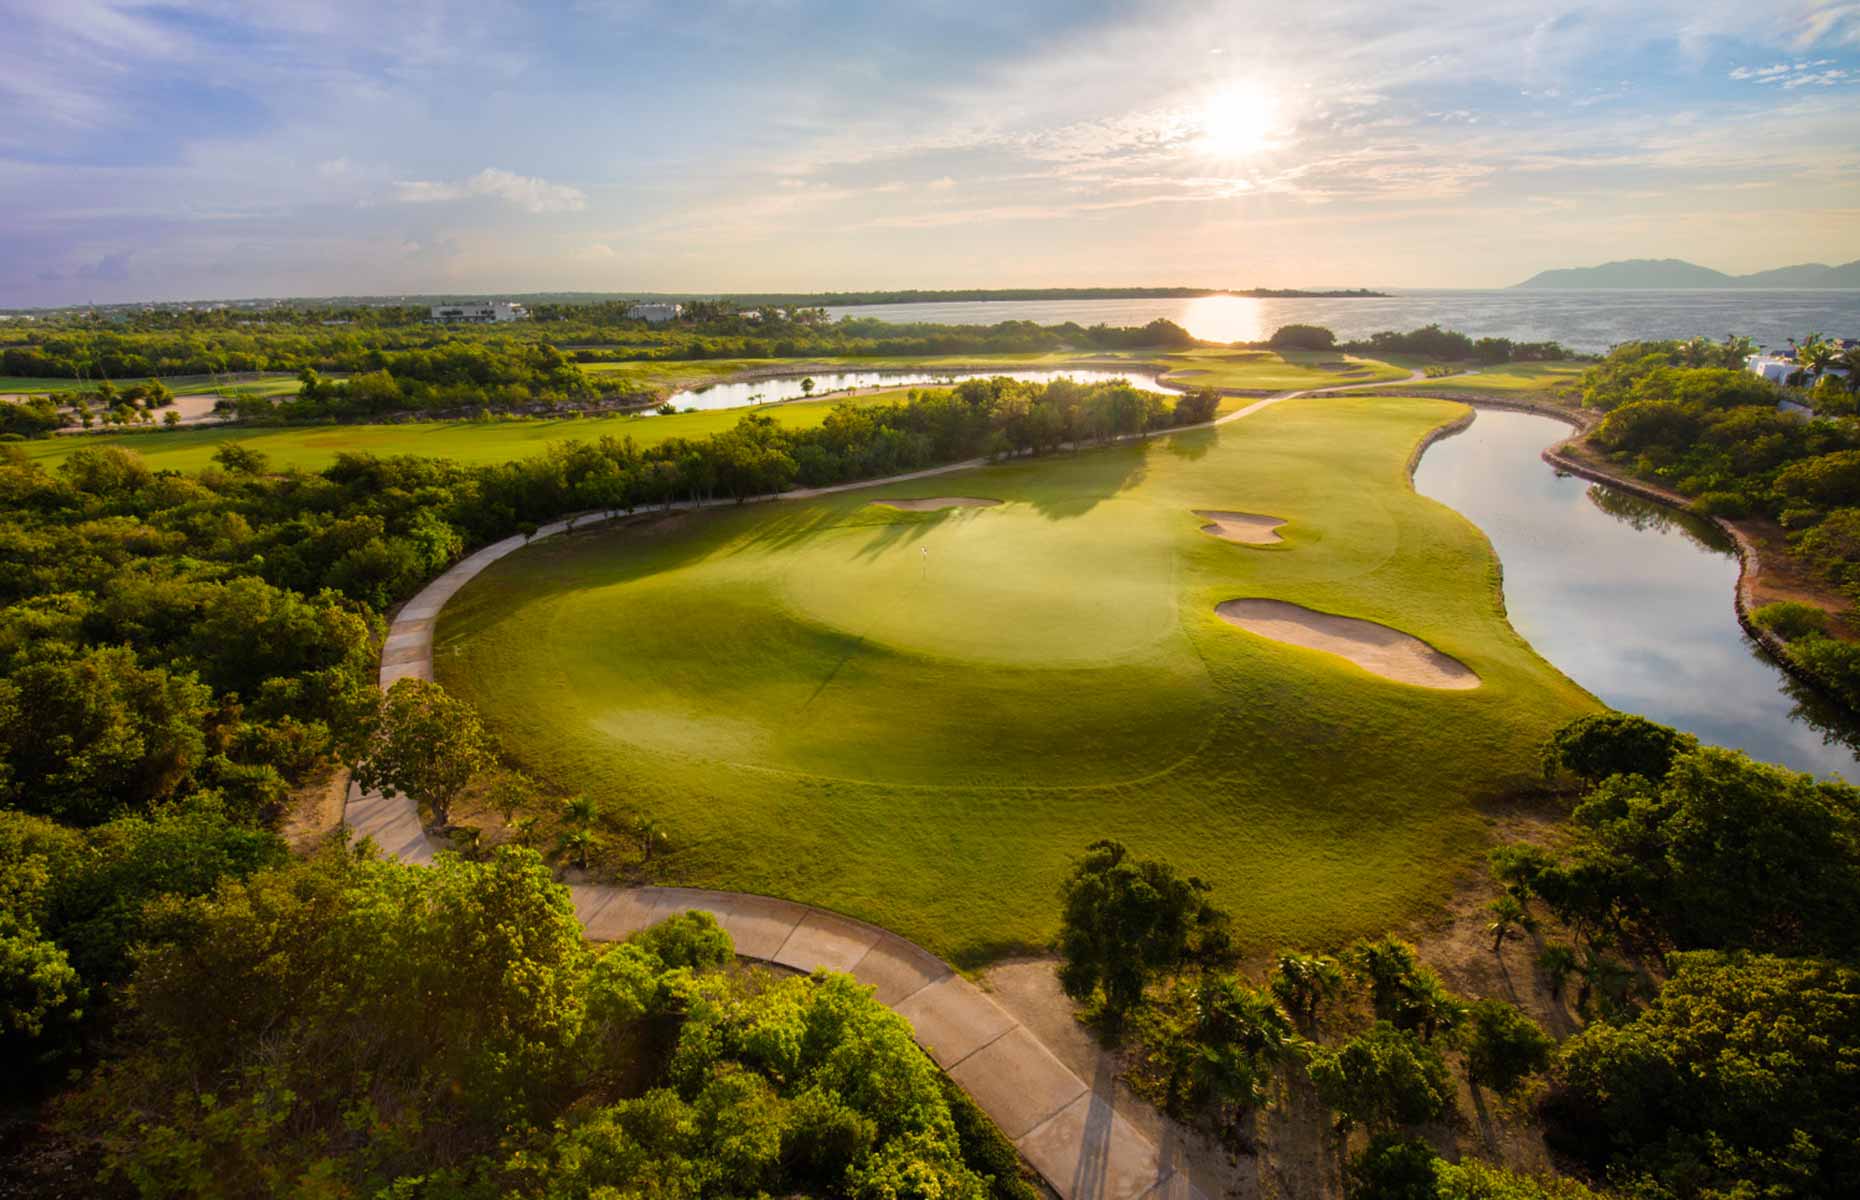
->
[1176,295,1270,343]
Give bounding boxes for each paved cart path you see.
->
[347,371,1426,1199]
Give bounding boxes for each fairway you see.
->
[436,395,1595,964]
[15,392,911,474]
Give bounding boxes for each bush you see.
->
[1308,1022,1454,1132]
[1749,599,1829,641]
[1459,999,1553,1095]
[1268,324,1335,351]
[1549,952,1860,1198]
[1689,490,1749,518]
[1541,712,1696,783]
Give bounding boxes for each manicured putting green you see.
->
[436,395,1595,965]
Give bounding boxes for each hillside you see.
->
[1516,257,1860,289]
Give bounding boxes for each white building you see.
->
[1746,352,1801,385]
[626,302,682,324]
[430,301,528,324]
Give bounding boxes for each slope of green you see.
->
[436,395,1595,964]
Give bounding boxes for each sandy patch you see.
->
[1215,598,1479,689]
[1195,509,1286,545]
[870,496,1001,512]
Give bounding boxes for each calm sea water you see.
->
[667,367,1178,411]
[826,291,1860,355]
[1413,409,1860,780]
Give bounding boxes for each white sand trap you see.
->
[871,497,1002,512]
[1215,599,1480,690]
[1195,510,1286,545]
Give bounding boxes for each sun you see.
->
[1194,84,1277,158]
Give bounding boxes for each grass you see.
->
[1153,349,1410,390]
[0,371,303,397]
[13,391,925,474]
[1372,362,1587,394]
[434,395,1596,965]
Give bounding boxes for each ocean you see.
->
[823,290,1860,355]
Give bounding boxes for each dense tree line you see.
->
[23,843,1034,1197]
[1466,713,1860,1198]
[1345,323,1572,363]
[1573,338,1860,707]
[0,311,1199,384]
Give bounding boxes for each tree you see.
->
[1549,952,1860,1198]
[1147,972,1297,1117]
[800,376,815,396]
[1056,840,1229,1019]
[353,678,495,832]
[1268,951,1345,1027]
[1268,324,1336,351]
[556,826,597,871]
[1172,387,1220,426]
[211,442,270,474]
[1460,999,1553,1095]
[1344,937,1464,1041]
[1537,944,1577,998]
[1308,1022,1453,1133]
[0,647,212,825]
[1485,893,1534,953]
[1541,712,1695,784]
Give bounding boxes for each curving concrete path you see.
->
[345,371,1428,1199]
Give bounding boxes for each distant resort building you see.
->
[430,301,528,324]
[626,302,682,324]
[1746,338,1856,386]
[1746,351,1802,384]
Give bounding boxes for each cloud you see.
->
[391,168,587,213]
[587,242,616,257]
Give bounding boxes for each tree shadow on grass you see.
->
[1022,442,1151,522]
[1165,427,1217,461]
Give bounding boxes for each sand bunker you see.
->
[1214,599,1480,690]
[1195,510,1286,545]
[871,497,1002,512]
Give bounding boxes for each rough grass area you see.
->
[435,395,1595,965]
[0,371,303,397]
[1377,363,1586,393]
[14,391,923,474]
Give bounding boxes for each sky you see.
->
[3,0,1859,306]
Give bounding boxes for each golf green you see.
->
[436,395,1595,964]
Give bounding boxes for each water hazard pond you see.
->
[664,367,1180,412]
[1413,408,1860,781]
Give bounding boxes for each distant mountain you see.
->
[1515,258,1860,289]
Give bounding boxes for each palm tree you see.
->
[635,816,665,862]
[1836,346,1860,394]
[1268,951,1345,1027]
[1538,944,1578,998]
[563,793,600,828]
[508,815,540,848]
[556,827,598,871]
[1486,893,1536,953]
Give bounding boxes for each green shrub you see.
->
[1749,600,1829,641]
[1268,324,1335,351]
[1459,999,1553,1095]
[1689,490,1749,518]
